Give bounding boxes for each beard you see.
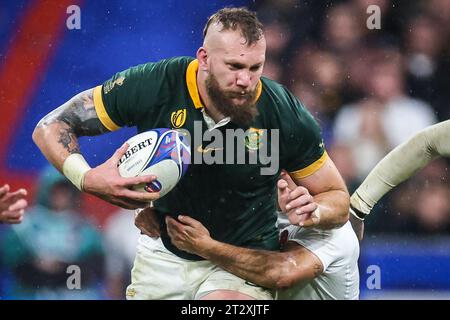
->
[205,73,259,127]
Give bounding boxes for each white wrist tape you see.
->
[350,191,373,217]
[62,154,91,191]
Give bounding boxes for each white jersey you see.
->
[276,217,360,300]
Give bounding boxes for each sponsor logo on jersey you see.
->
[171,108,187,128]
[103,76,125,94]
[245,128,264,151]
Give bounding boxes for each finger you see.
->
[110,143,129,164]
[8,199,28,212]
[288,186,309,201]
[3,209,24,220]
[280,171,297,190]
[286,194,314,211]
[178,215,201,228]
[277,178,288,191]
[119,188,160,202]
[121,174,158,187]
[6,216,24,224]
[277,179,290,197]
[2,191,27,208]
[166,216,189,241]
[290,202,317,216]
[166,215,185,229]
[166,216,180,239]
[9,188,27,197]
[0,184,9,198]
[300,211,320,227]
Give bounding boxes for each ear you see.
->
[196,47,208,71]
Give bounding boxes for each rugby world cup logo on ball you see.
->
[118,128,191,198]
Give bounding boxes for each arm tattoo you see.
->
[37,88,109,136]
[36,88,110,155]
[57,126,80,154]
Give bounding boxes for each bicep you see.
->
[37,87,109,136]
[292,157,348,196]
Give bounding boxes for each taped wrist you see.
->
[349,191,373,220]
[350,204,366,220]
[62,153,91,191]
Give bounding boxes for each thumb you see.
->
[277,178,288,191]
[281,171,297,190]
[110,143,129,165]
[277,179,290,197]
[0,184,10,198]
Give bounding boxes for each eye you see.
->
[250,65,262,72]
[227,63,244,71]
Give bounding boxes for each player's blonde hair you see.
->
[203,7,264,45]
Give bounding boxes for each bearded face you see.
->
[205,73,259,127]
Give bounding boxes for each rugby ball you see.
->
[118,128,190,198]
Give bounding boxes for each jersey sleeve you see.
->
[280,89,327,178]
[285,222,359,272]
[285,226,336,271]
[92,61,168,131]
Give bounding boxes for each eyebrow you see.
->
[226,61,263,69]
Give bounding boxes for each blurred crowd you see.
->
[253,0,450,235]
[0,166,139,299]
[1,0,449,299]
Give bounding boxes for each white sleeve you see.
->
[351,120,450,215]
[285,226,338,271]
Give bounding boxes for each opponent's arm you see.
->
[284,157,350,229]
[349,120,450,239]
[166,215,323,289]
[351,120,450,218]
[32,88,160,209]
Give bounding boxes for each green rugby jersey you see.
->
[93,56,327,260]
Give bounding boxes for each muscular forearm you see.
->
[33,121,80,170]
[197,240,306,290]
[352,120,450,215]
[167,216,322,289]
[314,189,350,229]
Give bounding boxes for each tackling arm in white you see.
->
[351,120,450,218]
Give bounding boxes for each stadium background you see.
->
[0,0,449,299]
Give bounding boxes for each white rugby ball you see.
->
[118,128,190,198]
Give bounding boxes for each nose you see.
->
[236,70,251,88]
